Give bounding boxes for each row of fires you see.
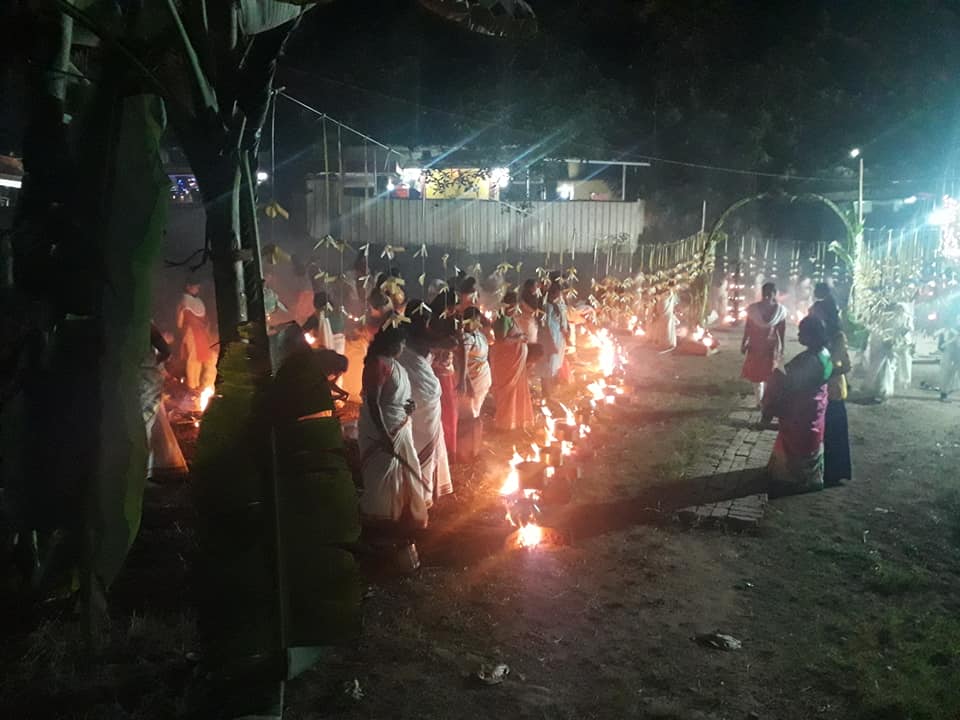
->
[191,316,710,553]
[498,328,630,550]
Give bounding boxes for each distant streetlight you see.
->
[850,149,864,226]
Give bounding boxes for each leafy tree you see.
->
[2,1,537,716]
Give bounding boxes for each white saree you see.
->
[358,357,430,526]
[399,348,453,500]
[462,330,492,419]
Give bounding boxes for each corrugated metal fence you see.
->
[306,187,645,256]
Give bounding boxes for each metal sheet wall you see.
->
[306,185,645,255]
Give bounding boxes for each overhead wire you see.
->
[277,68,854,184]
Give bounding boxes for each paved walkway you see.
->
[677,397,777,529]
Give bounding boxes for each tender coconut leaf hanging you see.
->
[264,201,289,219]
[263,244,292,264]
[418,0,537,39]
[237,0,337,34]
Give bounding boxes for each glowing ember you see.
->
[304,331,317,346]
[517,523,543,548]
[199,387,215,413]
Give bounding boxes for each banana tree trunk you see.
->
[188,145,286,717]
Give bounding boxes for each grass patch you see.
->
[940,488,960,550]
[828,609,960,720]
[809,541,928,596]
[864,562,928,597]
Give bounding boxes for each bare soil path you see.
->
[287,329,960,720]
[3,329,959,720]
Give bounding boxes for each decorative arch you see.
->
[706,192,857,255]
[694,192,861,319]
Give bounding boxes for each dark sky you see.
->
[277,0,960,193]
[3,0,960,232]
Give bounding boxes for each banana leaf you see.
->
[90,93,170,587]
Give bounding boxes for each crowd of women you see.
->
[146,249,960,566]
[290,267,579,569]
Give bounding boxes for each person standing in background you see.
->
[460,306,492,419]
[938,317,960,402]
[518,278,542,344]
[539,280,569,399]
[490,291,535,432]
[176,279,215,395]
[741,282,786,407]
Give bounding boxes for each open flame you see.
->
[304,331,317,346]
[499,448,525,496]
[586,380,607,402]
[542,407,558,446]
[517,523,543,548]
[557,402,577,427]
[199,387,215,413]
[597,328,616,376]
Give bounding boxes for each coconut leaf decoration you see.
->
[418,0,537,39]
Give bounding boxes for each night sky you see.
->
[3,0,960,236]
[278,1,960,183]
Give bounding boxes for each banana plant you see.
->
[4,1,538,716]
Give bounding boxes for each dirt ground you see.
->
[3,326,959,720]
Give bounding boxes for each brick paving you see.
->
[675,397,777,530]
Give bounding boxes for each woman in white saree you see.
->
[460,306,492,419]
[358,325,429,562]
[398,301,454,501]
